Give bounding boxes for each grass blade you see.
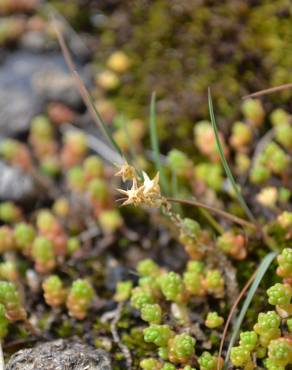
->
[51,13,124,160]
[208,88,255,223]
[223,251,277,369]
[170,170,183,215]
[150,92,169,194]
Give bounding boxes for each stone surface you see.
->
[6,339,112,370]
[20,31,50,52]
[0,161,36,202]
[0,50,86,137]
[0,89,39,137]
[32,65,82,108]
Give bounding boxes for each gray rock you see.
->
[0,89,39,136]
[0,161,36,202]
[67,32,92,63]
[0,50,86,136]
[20,31,48,52]
[32,66,82,108]
[0,51,51,136]
[6,339,112,370]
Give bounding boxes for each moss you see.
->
[94,0,292,150]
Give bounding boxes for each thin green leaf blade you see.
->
[150,92,169,194]
[170,170,183,215]
[208,88,255,222]
[224,251,278,368]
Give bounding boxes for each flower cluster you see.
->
[0,281,26,322]
[251,142,289,184]
[116,163,164,208]
[217,231,247,260]
[0,139,32,171]
[194,121,228,163]
[265,212,292,250]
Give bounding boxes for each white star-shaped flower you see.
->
[142,171,160,195]
[115,162,136,182]
[117,178,144,206]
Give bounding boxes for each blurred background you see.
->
[0,0,292,152]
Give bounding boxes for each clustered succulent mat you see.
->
[1,0,292,369]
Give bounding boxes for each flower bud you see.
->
[0,226,15,252]
[53,198,70,218]
[0,202,21,223]
[242,99,265,127]
[158,272,185,303]
[43,275,67,307]
[14,222,35,256]
[67,237,81,256]
[270,109,290,126]
[217,231,247,260]
[0,261,18,282]
[205,312,224,328]
[275,123,292,149]
[83,155,104,181]
[98,209,123,233]
[96,70,120,90]
[0,281,27,321]
[66,279,94,320]
[250,165,271,184]
[47,102,75,125]
[114,281,133,302]
[0,304,8,338]
[230,121,252,149]
[167,149,193,177]
[168,333,196,364]
[256,187,278,208]
[194,121,228,162]
[203,270,224,298]
[106,51,131,73]
[67,166,85,192]
[32,236,56,273]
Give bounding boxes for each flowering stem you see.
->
[243,82,292,99]
[167,197,258,230]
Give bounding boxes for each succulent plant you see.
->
[66,279,94,320]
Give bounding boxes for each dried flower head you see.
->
[117,170,163,208]
[117,178,145,206]
[141,171,162,207]
[115,162,136,182]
